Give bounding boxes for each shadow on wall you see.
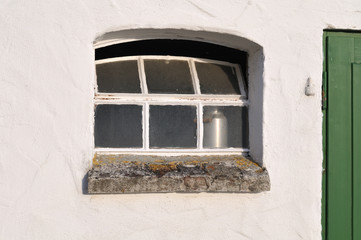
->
[92,28,264,165]
[82,172,88,194]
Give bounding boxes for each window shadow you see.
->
[82,172,88,194]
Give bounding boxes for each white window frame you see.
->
[94,55,249,155]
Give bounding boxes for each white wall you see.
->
[0,0,360,239]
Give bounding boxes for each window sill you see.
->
[87,154,270,194]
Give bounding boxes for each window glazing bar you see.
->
[138,57,148,94]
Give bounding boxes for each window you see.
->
[88,38,270,194]
[94,53,249,154]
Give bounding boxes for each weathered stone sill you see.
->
[87,154,270,194]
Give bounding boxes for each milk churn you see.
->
[203,109,228,148]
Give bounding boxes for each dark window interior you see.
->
[95,39,248,91]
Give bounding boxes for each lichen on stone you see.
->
[88,154,270,194]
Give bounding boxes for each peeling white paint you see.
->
[0,0,360,239]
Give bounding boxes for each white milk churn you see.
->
[203,109,228,148]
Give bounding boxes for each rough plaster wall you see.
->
[0,0,360,239]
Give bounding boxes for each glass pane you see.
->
[94,104,143,148]
[144,60,194,94]
[196,62,241,95]
[149,105,197,148]
[203,106,248,148]
[96,60,141,93]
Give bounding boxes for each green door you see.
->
[324,31,361,239]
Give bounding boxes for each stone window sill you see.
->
[87,154,270,194]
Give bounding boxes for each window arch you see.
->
[93,29,264,163]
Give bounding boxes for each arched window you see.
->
[94,39,249,154]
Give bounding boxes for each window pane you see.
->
[196,62,241,95]
[96,60,141,93]
[203,106,248,148]
[144,60,194,94]
[149,105,197,148]
[95,104,143,148]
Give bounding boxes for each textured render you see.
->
[1,0,361,239]
[88,155,270,193]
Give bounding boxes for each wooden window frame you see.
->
[94,55,249,155]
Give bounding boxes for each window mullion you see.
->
[234,64,247,97]
[144,102,149,150]
[138,57,148,94]
[198,102,203,150]
[190,59,201,95]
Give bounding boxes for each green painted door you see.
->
[324,31,361,240]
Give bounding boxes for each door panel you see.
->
[327,36,353,240]
[325,32,361,240]
[353,63,361,240]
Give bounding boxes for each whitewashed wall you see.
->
[0,0,360,239]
